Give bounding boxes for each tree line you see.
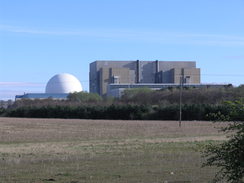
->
[1,103,242,121]
[1,85,244,121]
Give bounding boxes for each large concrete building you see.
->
[90,60,201,96]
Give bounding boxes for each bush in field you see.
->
[5,104,150,120]
[120,86,244,105]
[150,105,179,120]
[0,107,6,116]
[5,103,234,121]
[68,91,102,103]
[121,88,154,105]
[202,99,244,183]
[148,104,230,121]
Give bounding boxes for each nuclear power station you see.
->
[89,60,201,97]
[15,60,227,100]
[15,73,83,100]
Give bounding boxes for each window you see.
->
[113,76,120,84]
[185,76,191,83]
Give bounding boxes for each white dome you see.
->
[45,73,83,93]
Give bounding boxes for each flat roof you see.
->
[15,93,69,99]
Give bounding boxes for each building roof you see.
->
[15,93,69,100]
[45,73,83,93]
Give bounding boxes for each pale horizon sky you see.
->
[0,0,244,100]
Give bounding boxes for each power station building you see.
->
[15,73,83,100]
[90,60,201,97]
[14,61,228,100]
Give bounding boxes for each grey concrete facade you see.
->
[89,60,201,96]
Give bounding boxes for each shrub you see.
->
[202,99,244,183]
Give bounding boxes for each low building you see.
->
[15,93,69,100]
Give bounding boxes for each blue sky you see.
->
[0,0,244,100]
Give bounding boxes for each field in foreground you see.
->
[0,117,228,183]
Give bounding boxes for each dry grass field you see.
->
[0,117,228,183]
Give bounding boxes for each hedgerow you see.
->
[4,104,232,120]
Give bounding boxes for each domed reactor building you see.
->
[15,73,82,100]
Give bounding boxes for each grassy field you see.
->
[0,117,228,183]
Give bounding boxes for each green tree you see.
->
[121,88,153,104]
[202,99,244,183]
[67,92,102,103]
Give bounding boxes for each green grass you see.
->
[0,118,227,183]
[0,141,219,183]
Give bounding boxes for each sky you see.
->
[0,0,244,100]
